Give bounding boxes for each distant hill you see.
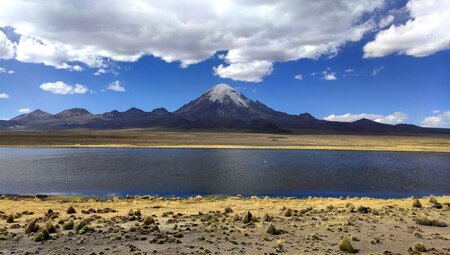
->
[2,83,449,135]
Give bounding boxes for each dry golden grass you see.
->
[1,130,449,152]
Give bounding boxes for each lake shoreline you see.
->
[2,143,450,152]
[1,131,450,152]
[1,195,449,254]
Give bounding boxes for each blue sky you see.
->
[0,0,449,127]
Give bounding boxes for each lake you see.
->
[0,148,449,198]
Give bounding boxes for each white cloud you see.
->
[0,67,14,74]
[0,92,10,99]
[324,111,408,124]
[372,66,384,76]
[212,61,273,83]
[421,110,450,127]
[71,65,83,72]
[18,108,30,113]
[364,0,450,58]
[40,81,88,95]
[378,15,394,28]
[294,74,303,80]
[322,71,337,80]
[94,68,107,76]
[0,0,384,82]
[106,80,125,92]
[374,112,408,124]
[0,30,15,59]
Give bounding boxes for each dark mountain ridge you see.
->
[2,84,449,135]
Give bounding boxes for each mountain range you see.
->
[1,83,449,134]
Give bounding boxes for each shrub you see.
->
[339,235,358,253]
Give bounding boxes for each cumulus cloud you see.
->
[421,110,450,127]
[324,112,408,124]
[213,61,273,82]
[364,0,450,58]
[0,30,15,59]
[106,80,125,92]
[40,81,88,95]
[0,92,10,99]
[0,67,14,74]
[18,108,31,113]
[294,74,303,80]
[322,71,337,80]
[0,0,384,82]
[374,112,408,124]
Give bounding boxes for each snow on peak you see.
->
[206,83,249,107]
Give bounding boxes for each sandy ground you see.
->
[0,195,449,254]
[1,130,450,152]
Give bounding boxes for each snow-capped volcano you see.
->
[205,83,249,107]
[175,83,285,122]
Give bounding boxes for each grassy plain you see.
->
[0,195,449,254]
[1,130,450,152]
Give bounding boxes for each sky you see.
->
[0,0,449,127]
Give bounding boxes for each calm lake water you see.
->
[0,148,449,198]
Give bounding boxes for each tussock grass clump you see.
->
[412,199,422,208]
[224,207,233,214]
[66,206,76,214]
[45,220,56,233]
[413,242,426,252]
[345,203,356,213]
[74,219,89,232]
[62,220,74,230]
[25,219,40,234]
[241,211,253,224]
[261,212,272,222]
[282,208,292,217]
[266,224,279,235]
[143,216,155,225]
[34,229,50,242]
[6,214,13,223]
[429,196,438,204]
[339,235,358,253]
[415,217,447,227]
